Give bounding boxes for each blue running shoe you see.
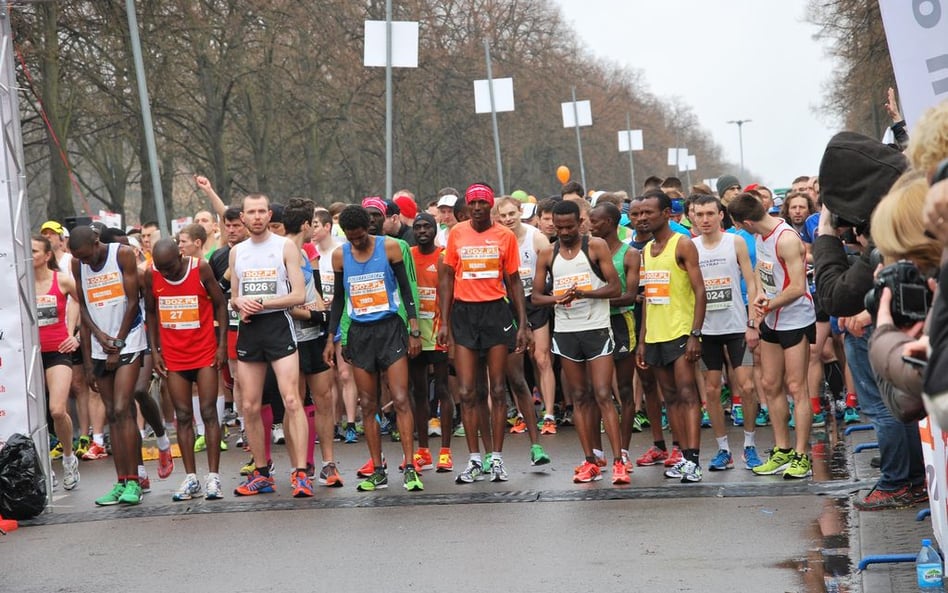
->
[344,425,358,444]
[742,446,763,470]
[378,414,392,435]
[755,408,770,427]
[843,407,860,424]
[700,409,711,428]
[661,408,669,431]
[732,404,744,427]
[708,449,734,471]
[812,412,827,428]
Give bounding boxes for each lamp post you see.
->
[727,119,751,179]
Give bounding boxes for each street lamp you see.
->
[727,119,751,179]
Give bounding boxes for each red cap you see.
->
[743,183,759,192]
[393,195,418,219]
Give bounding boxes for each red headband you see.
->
[465,183,494,207]
[361,197,387,214]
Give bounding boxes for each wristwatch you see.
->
[112,338,126,349]
[689,329,702,338]
[746,319,757,329]
[409,329,422,339]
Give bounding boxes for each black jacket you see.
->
[925,263,948,395]
[813,234,874,317]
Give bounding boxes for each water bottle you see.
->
[917,538,944,590]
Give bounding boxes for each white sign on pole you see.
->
[667,148,678,166]
[364,20,419,68]
[98,210,122,229]
[678,148,689,167]
[618,129,643,152]
[878,4,948,128]
[561,100,592,128]
[474,78,515,113]
[687,155,697,172]
[171,216,193,236]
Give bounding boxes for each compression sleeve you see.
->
[328,271,345,335]
[392,260,417,320]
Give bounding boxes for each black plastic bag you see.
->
[0,433,47,519]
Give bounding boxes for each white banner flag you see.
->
[618,129,643,152]
[878,3,948,127]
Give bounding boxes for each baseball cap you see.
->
[40,220,64,235]
[437,195,459,208]
[383,200,400,217]
[521,203,537,220]
[671,199,685,215]
[393,195,417,219]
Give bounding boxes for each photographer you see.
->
[814,131,925,510]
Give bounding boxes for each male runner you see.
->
[145,239,228,500]
[728,193,816,479]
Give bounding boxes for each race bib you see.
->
[36,294,58,327]
[704,277,733,311]
[418,286,437,319]
[460,245,500,279]
[86,271,124,308]
[320,271,335,304]
[643,270,671,305]
[228,307,240,328]
[158,295,201,330]
[553,272,593,311]
[241,268,279,300]
[349,274,390,316]
[759,261,777,296]
[519,267,534,294]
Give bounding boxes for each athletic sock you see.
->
[654,440,667,451]
[469,452,482,464]
[715,436,729,452]
[845,392,858,408]
[93,433,105,447]
[731,392,742,406]
[684,449,700,464]
[257,465,270,477]
[544,414,555,422]
[156,434,171,450]
[743,431,756,448]
[491,452,502,463]
[810,396,822,414]
[592,448,604,460]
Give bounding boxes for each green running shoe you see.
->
[357,470,389,492]
[783,452,812,480]
[752,448,795,475]
[119,480,143,505]
[95,482,126,506]
[530,443,551,466]
[403,467,424,491]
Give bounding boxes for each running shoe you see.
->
[661,408,669,431]
[333,425,345,442]
[612,459,631,485]
[634,410,650,428]
[664,460,685,479]
[484,453,493,471]
[732,404,744,427]
[428,417,442,437]
[172,474,202,501]
[708,449,734,471]
[490,457,509,482]
[318,462,344,487]
[415,448,434,470]
[636,446,669,466]
[62,455,80,491]
[234,470,276,496]
[398,454,424,473]
[237,430,248,449]
[357,455,386,478]
[436,448,453,472]
[560,409,574,426]
[783,452,812,479]
[509,417,527,434]
[540,418,557,435]
[752,448,794,475]
[205,474,223,500]
[574,460,602,483]
[700,409,711,428]
[663,446,683,467]
[378,415,393,435]
[240,458,256,476]
[139,474,151,493]
[390,429,401,442]
[119,480,144,505]
[743,446,763,469]
[455,459,484,484]
[355,421,365,435]
[221,408,239,426]
[51,469,59,490]
[453,424,466,437]
[291,470,314,498]
[193,434,207,452]
[74,435,91,458]
[530,443,551,466]
[621,451,634,472]
[157,447,174,480]
[755,408,770,427]
[403,467,424,491]
[271,423,285,444]
[219,439,229,451]
[357,469,388,491]
[679,460,703,483]
[843,407,860,424]
[911,483,929,505]
[631,413,644,433]
[344,425,358,444]
[812,412,826,428]
[50,441,63,460]
[82,442,108,460]
[853,485,912,511]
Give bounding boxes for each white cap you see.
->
[437,195,459,208]
[521,203,537,220]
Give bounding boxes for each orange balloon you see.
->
[527,195,537,203]
[556,165,570,185]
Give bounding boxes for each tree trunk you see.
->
[39,3,74,222]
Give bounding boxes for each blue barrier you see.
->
[918,508,932,521]
[854,442,879,453]
[857,553,917,571]
[844,424,874,436]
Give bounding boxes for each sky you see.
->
[552,0,841,188]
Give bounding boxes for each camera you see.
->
[864,260,933,327]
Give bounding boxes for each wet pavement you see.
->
[0,413,935,592]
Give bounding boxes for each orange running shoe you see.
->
[234,470,275,496]
[573,460,603,483]
[317,462,344,487]
[574,454,607,474]
[509,417,527,434]
[663,446,683,467]
[398,454,424,473]
[157,447,174,480]
[415,448,433,470]
[357,455,386,478]
[612,460,631,485]
[82,442,108,460]
[540,419,557,435]
[436,448,453,472]
[635,445,669,466]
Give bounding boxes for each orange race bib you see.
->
[553,272,593,311]
[459,245,501,279]
[158,295,201,330]
[349,275,391,316]
[759,261,777,296]
[418,286,437,319]
[86,271,124,307]
[643,270,671,305]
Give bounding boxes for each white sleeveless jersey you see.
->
[756,221,816,331]
[695,233,747,335]
[517,224,540,297]
[551,245,610,332]
[232,233,291,314]
[79,242,147,359]
[318,242,339,305]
